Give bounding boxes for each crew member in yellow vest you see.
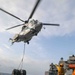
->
[56,63,65,75]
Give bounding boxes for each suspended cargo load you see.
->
[12,69,26,75]
[12,69,20,75]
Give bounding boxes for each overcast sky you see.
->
[0,0,75,75]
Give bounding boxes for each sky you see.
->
[0,0,75,75]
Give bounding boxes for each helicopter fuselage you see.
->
[10,19,42,44]
[0,0,59,45]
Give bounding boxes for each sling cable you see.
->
[12,43,26,75]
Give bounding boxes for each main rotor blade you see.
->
[6,24,24,30]
[28,0,41,21]
[0,8,25,22]
[42,23,60,26]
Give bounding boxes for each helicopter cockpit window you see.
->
[30,19,36,24]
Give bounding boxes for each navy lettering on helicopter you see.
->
[0,0,59,45]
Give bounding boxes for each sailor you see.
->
[56,63,65,75]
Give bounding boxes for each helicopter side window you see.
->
[21,26,26,31]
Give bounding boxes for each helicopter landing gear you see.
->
[35,33,37,36]
[24,41,29,44]
[25,41,29,44]
[27,41,29,44]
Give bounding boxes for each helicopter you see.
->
[0,0,59,44]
